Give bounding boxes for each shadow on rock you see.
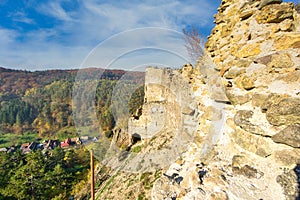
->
[295,164,300,200]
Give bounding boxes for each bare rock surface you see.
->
[95,0,300,199]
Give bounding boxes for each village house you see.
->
[43,140,60,150]
[0,148,7,153]
[1,135,94,154]
[61,138,71,148]
[20,142,37,154]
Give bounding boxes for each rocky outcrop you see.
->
[95,0,300,199]
[158,0,300,199]
[196,0,300,199]
[125,66,199,172]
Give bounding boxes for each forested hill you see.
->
[0,67,130,96]
[0,67,145,142]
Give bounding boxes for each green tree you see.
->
[128,85,145,116]
[46,147,65,169]
[4,151,46,200]
[0,153,13,190]
[43,164,69,199]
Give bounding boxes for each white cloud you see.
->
[37,1,73,21]
[10,11,35,24]
[0,0,220,70]
[81,0,216,32]
[80,28,189,70]
[0,28,18,44]
[0,27,88,70]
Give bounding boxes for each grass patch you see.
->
[0,132,38,148]
[96,171,120,200]
[131,145,142,153]
[138,193,147,200]
[54,126,77,140]
[96,175,115,199]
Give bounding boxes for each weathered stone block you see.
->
[274,33,300,50]
[182,106,195,116]
[232,155,264,178]
[274,149,300,165]
[263,95,300,126]
[209,191,229,200]
[268,52,294,68]
[234,110,265,135]
[235,43,261,58]
[254,54,272,65]
[252,93,269,107]
[235,75,255,90]
[233,164,264,179]
[203,106,222,121]
[279,19,294,31]
[224,67,246,79]
[272,124,300,148]
[214,13,225,24]
[232,128,272,157]
[240,10,254,20]
[225,89,251,105]
[258,0,283,10]
[256,4,294,24]
[218,0,231,12]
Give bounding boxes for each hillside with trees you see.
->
[0,147,90,199]
[0,67,145,140]
[0,67,145,199]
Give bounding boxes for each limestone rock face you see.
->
[269,53,294,68]
[225,89,251,105]
[274,33,300,50]
[223,66,245,79]
[95,0,300,199]
[209,191,229,200]
[274,149,300,165]
[236,43,261,58]
[272,124,300,148]
[199,0,300,199]
[234,110,265,135]
[258,0,283,10]
[264,96,300,126]
[232,155,264,178]
[256,3,294,23]
[235,75,255,90]
[112,127,131,148]
[232,128,272,157]
[268,52,294,68]
[170,0,300,199]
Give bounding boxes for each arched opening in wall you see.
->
[132,133,141,145]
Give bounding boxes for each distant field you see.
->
[0,132,38,148]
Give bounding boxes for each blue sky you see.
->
[0,0,297,70]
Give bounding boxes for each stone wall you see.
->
[205,0,300,164]
[152,0,300,199]
[128,66,198,140]
[95,65,201,200]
